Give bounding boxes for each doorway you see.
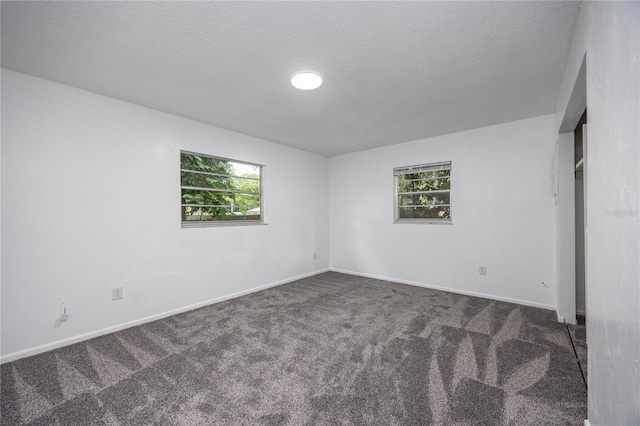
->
[574,109,587,317]
[571,109,588,389]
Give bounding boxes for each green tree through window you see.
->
[180,152,262,224]
[394,162,451,222]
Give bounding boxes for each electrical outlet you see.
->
[60,301,68,322]
[479,266,487,276]
[112,287,123,300]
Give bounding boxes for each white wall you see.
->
[329,115,557,309]
[556,2,640,424]
[1,70,330,360]
[555,132,576,324]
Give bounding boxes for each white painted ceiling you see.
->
[1,1,580,157]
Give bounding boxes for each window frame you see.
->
[393,161,452,225]
[180,150,266,228]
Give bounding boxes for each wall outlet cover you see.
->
[112,287,123,300]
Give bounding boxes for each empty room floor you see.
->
[0,272,587,425]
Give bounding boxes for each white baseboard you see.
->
[576,309,586,316]
[0,268,329,364]
[559,311,582,325]
[329,268,556,311]
[584,419,591,426]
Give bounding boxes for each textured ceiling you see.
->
[1,1,580,157]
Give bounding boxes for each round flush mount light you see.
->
[290,71,323,90]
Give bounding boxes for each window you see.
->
[180,151,263,226]
[394,161,451,223]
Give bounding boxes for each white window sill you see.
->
[393,219,452,225]
[181,221,268,228]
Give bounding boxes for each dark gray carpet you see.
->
[567,315,587,388]
[1,272,587,425]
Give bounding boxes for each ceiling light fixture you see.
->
[290,71,323,90]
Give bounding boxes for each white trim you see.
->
[181,221,268,228]
[394,219,452,225]
[576,309,586,316]
[0,269,329,364]
[583,420,591,426]
[329,268,556,311]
